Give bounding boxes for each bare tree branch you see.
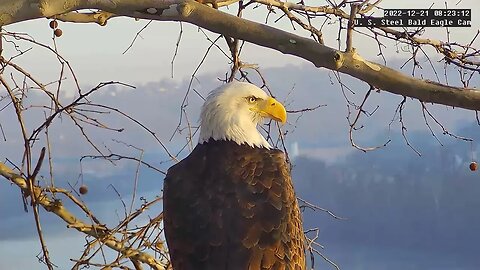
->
[0,162,167,270]
[0,0,479,110]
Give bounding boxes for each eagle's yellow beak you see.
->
[259,97,287,124]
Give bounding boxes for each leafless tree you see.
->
[0,0,479,269]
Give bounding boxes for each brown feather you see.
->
[262,247,277,269]
[163,140,305,270]
[248,247,263,270]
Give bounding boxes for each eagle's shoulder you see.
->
[165,143,208,179]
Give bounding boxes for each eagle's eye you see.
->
[247,96,258,104]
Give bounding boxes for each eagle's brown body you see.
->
[163,139,305,270]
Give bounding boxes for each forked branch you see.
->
[1,0,478,110]
[0,162,167,270]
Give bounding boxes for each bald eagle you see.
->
[163,81,305,270]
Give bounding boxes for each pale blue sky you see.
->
[1,0,479,269]
[3,0,478,87]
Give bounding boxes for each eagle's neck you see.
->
[198,103,271,149]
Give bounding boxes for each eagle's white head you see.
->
[198,81,287,148]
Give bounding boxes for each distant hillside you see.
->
[292,124,480,270]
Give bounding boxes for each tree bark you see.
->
[0,161,166,270]
[1,0,479,110]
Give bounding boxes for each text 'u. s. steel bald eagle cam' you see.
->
[163,81,306,270]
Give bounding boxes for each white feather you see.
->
[198,81,272,148]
